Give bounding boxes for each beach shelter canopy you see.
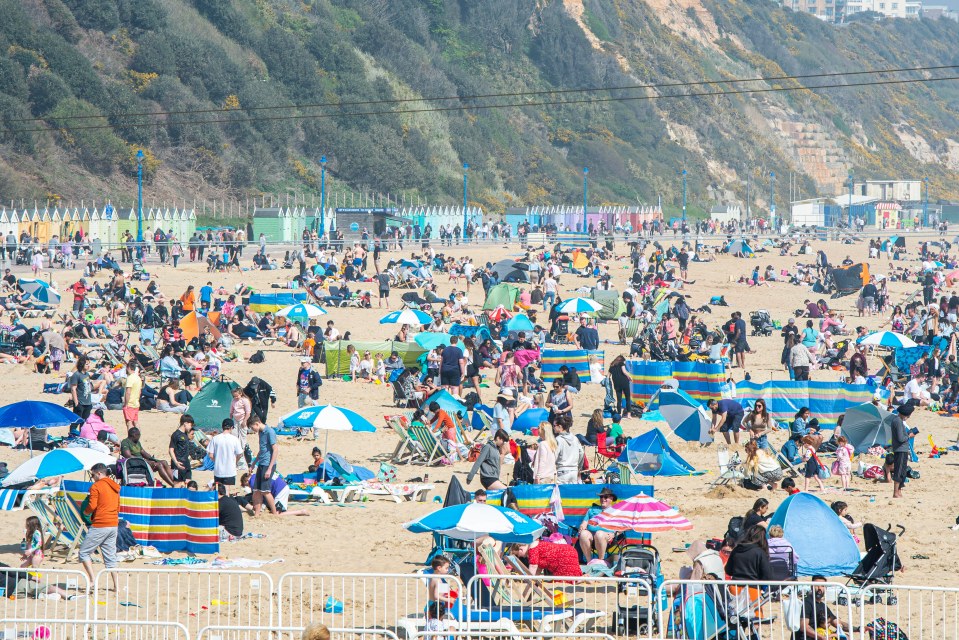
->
[2,448,115,486]
[179,311,221,341]
[570,250,589,270]
[587,492,693,533]
[648,388,713,444]
[768,492,860,576]
[590,288,626,321]
[617,428,702,476]
[842,402,895,453]
[492,259,530,283]
[831,263,869,297]
[405,503,545,542]
[414,332,452,350]
[725,238,754,256]
[425,389,468,417]
[505,313,534,333]
[513,407,549,434]
[483,283,520,311]
[187,379,239,431]
[448,324,492,343]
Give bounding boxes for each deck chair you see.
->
[24,495,61,551]
[386,415,425,464]
[407,424,451,465]
[617,461,635,485]
[710,446,744,487]
[49,493,89,563]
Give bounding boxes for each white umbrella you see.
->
[556,297,602,314]
[858,331,917,349]
[277,303,328,321]
[2,448,115,487]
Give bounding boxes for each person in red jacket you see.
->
[80,463,120,590]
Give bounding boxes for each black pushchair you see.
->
[839,523,904,605]
[749,310,773,336]
[614,545,662,635]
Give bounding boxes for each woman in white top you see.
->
[532,421,558,484]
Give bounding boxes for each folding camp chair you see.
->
[49,493,90,563]
[406,424,452,465]
[710,446,744,487]
[386,415,425,464]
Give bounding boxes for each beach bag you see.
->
[249,350,265,364]
[866,617,908,640]
[116,520,137,552]
[863,465,884,479]
[830,460,842,475]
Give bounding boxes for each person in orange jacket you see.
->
[80,463,120,590]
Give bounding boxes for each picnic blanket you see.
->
[626,360,726,402]
[734,380,875,425]
[63,480,219,554]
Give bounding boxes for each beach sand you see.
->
[0,234,954,590]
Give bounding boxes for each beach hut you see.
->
[18,209,35,241]
[252,208,284,243]
[0,210,14,240]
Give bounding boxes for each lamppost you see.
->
[136,149,144,259]
[319,155,327,238]
[583,167,589,234]
[769,171,776,232]
[462,163,469,240]
[848,170,854,229]
[923,176,929,228]
[681,169,687,223]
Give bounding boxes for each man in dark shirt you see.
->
[574,317,600,351]
[708,398,745,445]
[559,365,582,393]
[781,317,799,346]
[256,312,275,337]
[890,403,915,499]
[732,311,749,370]
[794,576,851,640]
[439,335,466,395]
[217,484,244,537]
[861,281,878,316]
[168,415,194,482]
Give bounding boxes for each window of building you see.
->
[892,3,898,7]
[879,2,885,7]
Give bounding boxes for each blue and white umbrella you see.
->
[405,503,545,542]
[556,297,602,314]
[857,331,917,349]
[2,448,115,487]
[379,309,432,325]
[277,303,328,322]
[647,388,713,444]
[18,278,61,306]
[277,405,376,480]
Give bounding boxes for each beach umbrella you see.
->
[505,313,534,333]
[0,401,82,430]
[277,303,327,322]
[842,402,895,454]
[587,493,693,533]
[400,259,423,268]
[178,311,221,341]
[2,448,115,487]
[405,503,545,542]
[18,279,61,306]
[556,297,602,314]
[487,306,511,323]
[858,331,917,349]
[277,405,376,480]
[647,388,713,444]
[414,332,452,350]
[379,309,432,325]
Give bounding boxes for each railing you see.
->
[6,571,959,640]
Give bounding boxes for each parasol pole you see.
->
[322,428,330,482]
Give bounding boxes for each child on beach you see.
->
[302,623,330,640]
[20,515,44,568]
[425,602,450,640]
[831,501,862,544]
[347,344,359,382]
[832,435,854,490]
[374,353,386,384]
[801,435,826,492]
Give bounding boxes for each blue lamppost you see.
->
[136,149,144,259]
[462,163,469,240]
[848,170,854,228]
[923,176,929,228]
[583,167,588,233]
[681,169,687,223]
[769,171,776,231]
[319,155,327,238]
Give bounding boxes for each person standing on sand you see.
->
[80,463,119,591]
[890,404,915,499]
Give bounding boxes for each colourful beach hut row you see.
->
[253,206,485,242]
[503,205,664,234]
[0,207,196,247]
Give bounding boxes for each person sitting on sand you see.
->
[120,427,176,486]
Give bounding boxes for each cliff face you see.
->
[0,0,957,214]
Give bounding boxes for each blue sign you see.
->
[349,222,360,232]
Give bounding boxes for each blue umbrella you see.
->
[405,503,545,542]
[0,401,81,430]
[276,405,376,481]
[505,313,534,333]
[556,297,602,314]
[400,259,423,268]
[2,448,115,486]
[277,303,328,321]
[18,279,61,306]
[414,332,452,350]
[647,388,713,444]
[379,309,432,325]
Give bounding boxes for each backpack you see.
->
[249,350,265,364]
[463,391,481,411]
[866,617,909,640]
[726,516,745,543]
[510,444,535,485]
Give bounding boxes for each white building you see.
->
[845,0,921,18]
[852,179,922,201]
[709,204,742,224]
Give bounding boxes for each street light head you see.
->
[583,167,588,175]
[463,163,469,171]
[770,171,775,178]
[136,149,144,159]
[682,169,687,176]
[320,155,327,165]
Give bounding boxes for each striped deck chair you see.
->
[616,461,634,485]
[623,317,642,341]
[407,424,451,465]
[49,493,90,563]
[24,496,60,550]
[385,415,423,464]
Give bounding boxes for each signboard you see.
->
[349,223,360,232]
[334,208,396,214]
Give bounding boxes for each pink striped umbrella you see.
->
[587,493,693,533]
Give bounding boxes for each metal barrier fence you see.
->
[463,574,655,640]
[0,568,90,638]
[277,572,463,635]
[859,584,959,640]
[657,579,855,640]
[91,568,275,639]
[1,619,190,640]
[412,632,616,640]
[197,626,400,640]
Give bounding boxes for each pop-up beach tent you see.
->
[482,283,520,311]
[725,238,754,257]
[187,379,239,431]
[590,288,626,321]
[768,492,860,576]
[618,428,702,477]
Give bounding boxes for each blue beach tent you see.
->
[617,428,702,477]
[767,492,860,577]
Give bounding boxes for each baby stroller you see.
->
[119,457,155,487]
[614,545,663,635]
[749,310,773,336]
[839,523,904,606]
[819,339,849,369]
